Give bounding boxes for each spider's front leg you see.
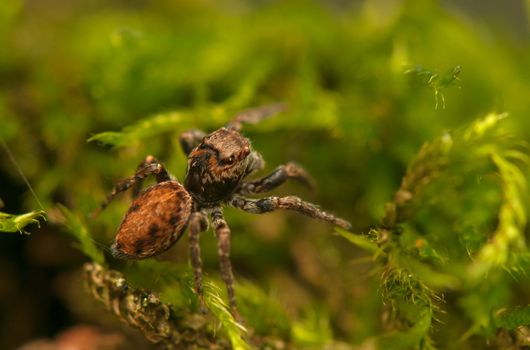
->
[93,159,171,216]
[239,162,315,195]
[229,195,351,230]
[210,207,241,321]
[188,211,209,313]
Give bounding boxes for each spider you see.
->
[96,104,351,320]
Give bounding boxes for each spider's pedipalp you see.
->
[244,151,265,176]
[229,195,351,230]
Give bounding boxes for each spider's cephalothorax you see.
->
[96,104,351,321]
[185,128,254,205]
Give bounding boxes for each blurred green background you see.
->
[1,0,530,349]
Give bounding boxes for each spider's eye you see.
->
[223,155,236,165]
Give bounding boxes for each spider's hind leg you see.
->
[93,157,170,216]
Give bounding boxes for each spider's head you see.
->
[185,128,252,202]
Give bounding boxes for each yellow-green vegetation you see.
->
[1,0,530,349]
[0,210,45,234]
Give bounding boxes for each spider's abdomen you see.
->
[111,181,192,259]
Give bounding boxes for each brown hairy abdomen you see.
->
[112,181,192,259]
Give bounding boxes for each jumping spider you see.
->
[96,104,351,320]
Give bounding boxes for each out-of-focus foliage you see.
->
[1,0,530,349]
[58,206,105,265]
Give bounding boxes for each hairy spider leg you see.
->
[229,195,351,230]
[131,155,171,198]
[210,207,241,321]
[93,161,171,217]
[179,129,207,156]
[188,211,209,313]
[239,162,316,195]
[227,103,286,131]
